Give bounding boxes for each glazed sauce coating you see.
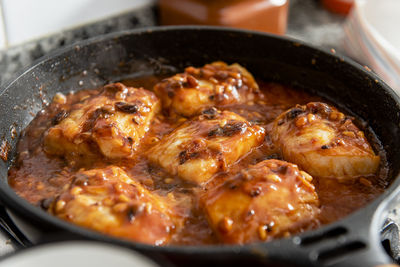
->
[8,76,387,246]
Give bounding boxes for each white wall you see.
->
[0,0,155,48]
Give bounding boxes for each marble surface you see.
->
[1,0,398,260]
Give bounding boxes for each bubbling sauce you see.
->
[8,74,387,246]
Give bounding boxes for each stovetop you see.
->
[0,206,27,256]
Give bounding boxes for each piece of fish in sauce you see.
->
[44,83,160,161]
[154,61,260,117]
[50,166,177,245]
[271,102,380,181]
[147,109,265,185]
[201,159,320,244]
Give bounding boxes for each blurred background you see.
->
[1,0,397,92]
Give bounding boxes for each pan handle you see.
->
[313,198,400,267]
[249,195,399,266]
[297,216,396,267]
[381,218,400,262]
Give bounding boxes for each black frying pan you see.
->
[0,26,400,267]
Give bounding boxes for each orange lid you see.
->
[322,0,354,15]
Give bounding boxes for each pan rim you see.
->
[0,25,399,255]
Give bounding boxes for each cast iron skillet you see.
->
[0,26,400,267]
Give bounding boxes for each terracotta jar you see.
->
[322,0,354,15]
[159,0,289,35]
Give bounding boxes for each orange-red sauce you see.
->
[8,76,387,245]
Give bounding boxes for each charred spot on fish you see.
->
[266,222,274,232]
[208,127,223,137]
[321,145,330,149]
[202,107,218,119]
[307,102,332,115]
[249,187,261,197]
[179,150,200,165]
[126,137,133,145]
[132,118,139,125]
[115,102,139,114]
[221,122,246,136]
[178,151,187,165]
[127,204,144,222]
[82,108,108,132]
[208,122,246,137]
[286,108,304,120]
[52,110,69,125]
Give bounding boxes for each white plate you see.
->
[0,241,159,267]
